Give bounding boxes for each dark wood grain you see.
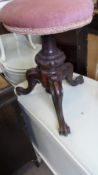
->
[16,35,84,136]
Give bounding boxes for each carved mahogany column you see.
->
[16,35,84,135]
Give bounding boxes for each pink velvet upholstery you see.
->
[0,0,93,35]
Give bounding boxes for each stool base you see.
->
[16,35,84,136]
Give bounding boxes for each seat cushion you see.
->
[0,0,93,35]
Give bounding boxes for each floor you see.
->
[14,161,53,175]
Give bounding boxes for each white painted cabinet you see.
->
[18,75,98,175]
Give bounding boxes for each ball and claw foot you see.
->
[16,87,23,95]
[16,79,38,95]
[16,86,32,95]
[59,123,70,136]
[67,75,84,86]
[73,75,84,85]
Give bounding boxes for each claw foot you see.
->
[16,87,23,95]
[16,86,30,95]
[59,123,70,136]
[70,75,84,86]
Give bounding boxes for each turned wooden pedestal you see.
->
[16,35,84,136]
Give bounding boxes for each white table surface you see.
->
[18,75,98,175]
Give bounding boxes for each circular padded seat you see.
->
[0,0,93,35]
